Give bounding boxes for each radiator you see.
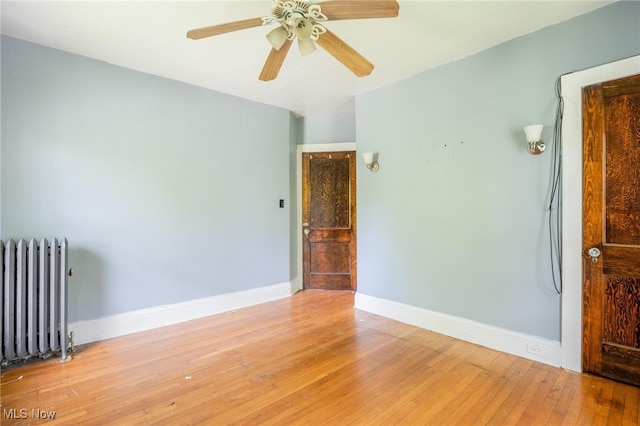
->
[1,238,72,365]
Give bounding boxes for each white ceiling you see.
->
[1,0,614,117]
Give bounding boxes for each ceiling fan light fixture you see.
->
[294,17,313,37]
[286,11,305,27]
[297,36,316,56]
[293,17,316,55]
[266,26,289,50]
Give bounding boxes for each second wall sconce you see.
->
[362,152,379,172]
[524,124,545,155]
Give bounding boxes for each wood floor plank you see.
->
[2,290,639,425]
[518,365,564,424]
[620,379,640,424]
[607,381,628,426]
[543,368,583,425]
[561,374,598,425]
[443,354,527,424]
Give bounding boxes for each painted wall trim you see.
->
[70,282,291,345]
[560,55,640,373]
[293,142,357,293]
[355,292,562,367]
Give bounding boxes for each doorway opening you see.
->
[294,142,357,293]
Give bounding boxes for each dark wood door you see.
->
[582,73,640,386]
[302,151,356,290]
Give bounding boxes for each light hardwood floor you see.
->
[1,290,639,425]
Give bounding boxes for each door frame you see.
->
[561,55,639,372]
[293,142,357,293]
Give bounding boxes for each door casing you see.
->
[293,142,356,294]
[561,55,640,372]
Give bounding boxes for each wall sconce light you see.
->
[362,152,379,172]
[524,124,545,155]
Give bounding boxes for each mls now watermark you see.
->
[4,408,57,420]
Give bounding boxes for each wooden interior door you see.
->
[582,73,640,386]
[302,151,356,290]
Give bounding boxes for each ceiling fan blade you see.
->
[315,29,373,77]
[259,39,293,81]
[187,17,264,40]
[320,0,399,21]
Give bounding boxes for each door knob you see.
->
[588,247,601,263]
[304,228,310,235]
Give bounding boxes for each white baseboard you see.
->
[354,292,562,367]
[70,282,291,345]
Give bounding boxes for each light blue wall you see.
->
[297,114,356,144]
[1,36,293,322]
[356,1,640,341]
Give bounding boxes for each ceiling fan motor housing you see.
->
[268,1,327,41]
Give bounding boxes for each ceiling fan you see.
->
[186,0,400,81]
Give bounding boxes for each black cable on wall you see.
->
[548,76,564,295]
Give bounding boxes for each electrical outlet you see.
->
[526,342,543,356]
